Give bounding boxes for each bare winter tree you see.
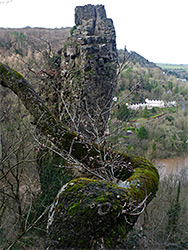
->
[0,4,159,249]
[0,58,159,250]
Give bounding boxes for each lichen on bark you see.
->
[0,61,159,249]
[47,165,159,249]
[0,4,159,249]
[47,178,129,249]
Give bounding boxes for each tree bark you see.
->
[0,62,159,237]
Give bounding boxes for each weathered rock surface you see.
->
[60,4,117,139]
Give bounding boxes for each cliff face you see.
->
[60,4,117,140]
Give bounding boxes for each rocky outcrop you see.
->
[0,4,159,250]
[60,5,117,140]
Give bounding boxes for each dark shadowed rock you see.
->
[60,4,118,140]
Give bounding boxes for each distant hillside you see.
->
[1,27,188,160]
[113,49,188,159]
[0,27,71,80]
[129,51,157,68]
[118,49,157,68]
[0,27,158,70]
[157,63,188,81]
[0,27,70,57]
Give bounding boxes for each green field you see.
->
[156,63,188,71]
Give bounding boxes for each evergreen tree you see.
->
[166,182,181,243]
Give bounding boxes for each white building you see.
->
[145,99,165,109]
[127,99,176,110]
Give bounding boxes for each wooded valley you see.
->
[0,5,188,249]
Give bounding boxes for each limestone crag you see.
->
[60,5,117,139]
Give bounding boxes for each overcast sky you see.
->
[0,0,188,64]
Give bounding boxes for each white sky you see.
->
[0,0,188,64]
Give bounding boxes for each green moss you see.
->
[117,224,127,237]
[0,63,24,80]
[104,237,113,249]
[122,155,159,203]
[48,178,131,249]
[63,129,77,139]
[48,168,159,249]
[68,202,80,216]
[94,195,107,203]
[70,25,77,35]
[13,69,24,79]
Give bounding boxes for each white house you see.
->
[145,99,165,109]
[127,99,176,110]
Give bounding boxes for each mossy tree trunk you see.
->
[0,62,159,247]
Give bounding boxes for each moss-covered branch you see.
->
[47,172,159,249]
[0,63,159,248]
[0,63,99,156]
[0,63,69,144]
[0,62,159,189]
